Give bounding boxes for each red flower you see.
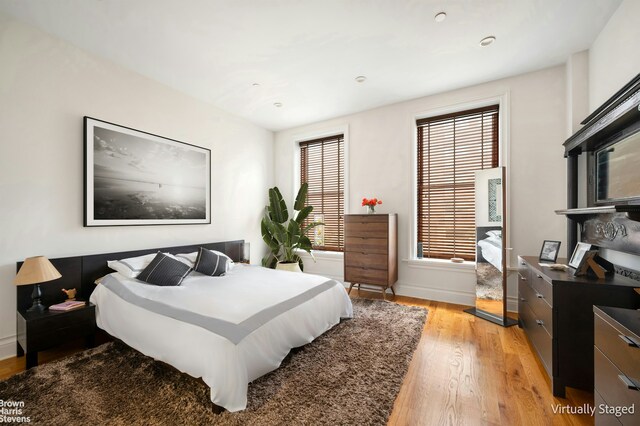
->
[362,197,382,207]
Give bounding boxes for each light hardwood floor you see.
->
[0,290,593,425]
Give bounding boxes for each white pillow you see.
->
[175,249,235,272]
[107,253,156,278]
[485,230,502,239]
[107,252,192,278]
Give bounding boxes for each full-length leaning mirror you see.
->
[464,166,517,327]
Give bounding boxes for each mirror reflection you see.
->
[470,167,512,325]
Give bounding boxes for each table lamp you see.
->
[14,256,62,312]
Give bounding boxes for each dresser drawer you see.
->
[530,269,553,304]
[344,252,388,270]
[595,347,640,425]
[595,390,623,426]
[345,221,387,238]
[517,257,529,282]
[520,301,552,376]
[345,237,388,254]
[520,281,553,337]
[595,313,640,382]
[345,266,388,286]
[345,215,389,223]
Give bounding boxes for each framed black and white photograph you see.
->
[84,117,211,226]
[539,240,561,262]
[568,242,592,269]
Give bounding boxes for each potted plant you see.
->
[261,183,323,272]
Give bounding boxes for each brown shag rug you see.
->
[0,299,426,425]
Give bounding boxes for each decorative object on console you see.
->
[84,116,211,227]
[539,240,561,262]
[361,197,382,214]
[61,288,77,301]
[261,183,322,271]
[14,256,62,312]
[567,242,592,270]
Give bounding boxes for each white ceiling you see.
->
[0,0,621,131]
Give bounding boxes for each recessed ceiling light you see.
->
[273,102,283,108]
[480,36,496,47]
[434,12,446,22]
[355,76,367,83]
[252,83,260,87]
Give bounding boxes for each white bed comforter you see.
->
[90,265,353,411]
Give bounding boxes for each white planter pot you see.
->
[276,262,302,273]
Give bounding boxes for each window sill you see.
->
[404,258,476,272]
[296,250,344,261]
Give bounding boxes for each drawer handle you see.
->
[518,274,527,281]
[520,298,526,302]
[535,293,544,299]
[536,320,544,326]
[619,334,640,348]
[618,374,640,391]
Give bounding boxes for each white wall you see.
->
[588,0,640,271]
[589,0,640,112]
[0,16,273,359]
[275,66,567,310]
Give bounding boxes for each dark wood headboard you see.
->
[16,240,244,311]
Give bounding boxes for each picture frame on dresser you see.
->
[567,242,591,269]
[84,116,211,227]
[539,240,561,263]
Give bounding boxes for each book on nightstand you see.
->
[48,300,86,311]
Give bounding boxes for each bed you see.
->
[90,256,352,412]
[16,241,352,413]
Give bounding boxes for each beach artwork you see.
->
[84,118,210,226]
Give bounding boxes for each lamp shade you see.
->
[14,256,62,286]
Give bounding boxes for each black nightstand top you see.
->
[18,302,95,321]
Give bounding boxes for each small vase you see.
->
[367,205,375,214]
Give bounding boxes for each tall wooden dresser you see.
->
[344,214,398,299]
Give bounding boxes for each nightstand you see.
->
[16,303,96,369]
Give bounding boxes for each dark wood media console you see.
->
[518,256,640,397]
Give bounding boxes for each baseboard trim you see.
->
[394,281,475,307]
[0,335,16,361]
[340,280,519,313]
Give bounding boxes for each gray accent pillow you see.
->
[194,247,228,277]
[137,252,192,286]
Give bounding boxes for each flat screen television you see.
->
[595,127,640,204]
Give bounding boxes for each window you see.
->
[300,134,345,252]
[416,105,499,261]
